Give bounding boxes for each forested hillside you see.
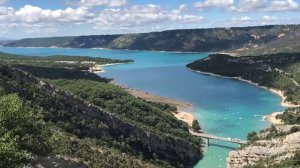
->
[0,52,202,168]
[4,25,300,53]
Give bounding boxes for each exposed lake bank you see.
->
[110,80,197,127]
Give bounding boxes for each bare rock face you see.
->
[227,132,300,168]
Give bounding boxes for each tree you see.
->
[247,131,259,142]
[192,120,201,132]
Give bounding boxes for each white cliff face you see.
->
[227,132,300,168]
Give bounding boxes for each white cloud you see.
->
[0,3,204,36]
[234,0,267,12]
[80,0,126,7]
[195,0,299,12]
[194,0,235,10]
[230,15,280,26]
[0,0,8,5]
[0,5,95,35]
[92,4,203,30]
[266,0,299,12]
[0,5,94,24]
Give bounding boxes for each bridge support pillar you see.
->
[205,138,209,147]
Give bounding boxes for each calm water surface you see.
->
[0,47,284,168]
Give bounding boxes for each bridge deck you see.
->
[189,130,247,145]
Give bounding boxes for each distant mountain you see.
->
[0,38,14,46]
[4,25,300,53]
[0,37,13,41]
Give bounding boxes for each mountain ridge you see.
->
[4,24,300,54]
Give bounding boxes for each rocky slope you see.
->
[233,27,300,56]
[227,128,300,168]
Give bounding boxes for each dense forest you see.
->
[0,52,202,167]
[3,25,300,53]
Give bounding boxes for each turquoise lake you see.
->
[0,47,284,168]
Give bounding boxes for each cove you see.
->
[0,47,284,168]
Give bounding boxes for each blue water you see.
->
[0,47,284,168]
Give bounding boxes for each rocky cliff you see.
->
[227,128,300,168]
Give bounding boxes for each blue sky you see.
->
[0,0,299,39]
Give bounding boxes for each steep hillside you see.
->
[0,53,203,167]
[4,25,300,52]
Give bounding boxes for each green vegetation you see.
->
[191,120,201,132]
[5,25,300,52]
[0,52,133,71]
[50,79,201,146]
[0,93,171,168]
[277,108,300,125]
[187,53,300,103]
[14,64,110,81]
[0,52,202,167]
[0,94,53,168]
[244,151,300,168]
[0,51,132,81]
[246,131,259,142]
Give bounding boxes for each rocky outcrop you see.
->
[227,132,300,168]
[0,64,202,167]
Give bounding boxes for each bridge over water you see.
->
[189,130,247,147]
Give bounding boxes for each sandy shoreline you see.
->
[90,63,128,73]
[174,111,195,127]
[266,112,284,125]
[110,81,196,127]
